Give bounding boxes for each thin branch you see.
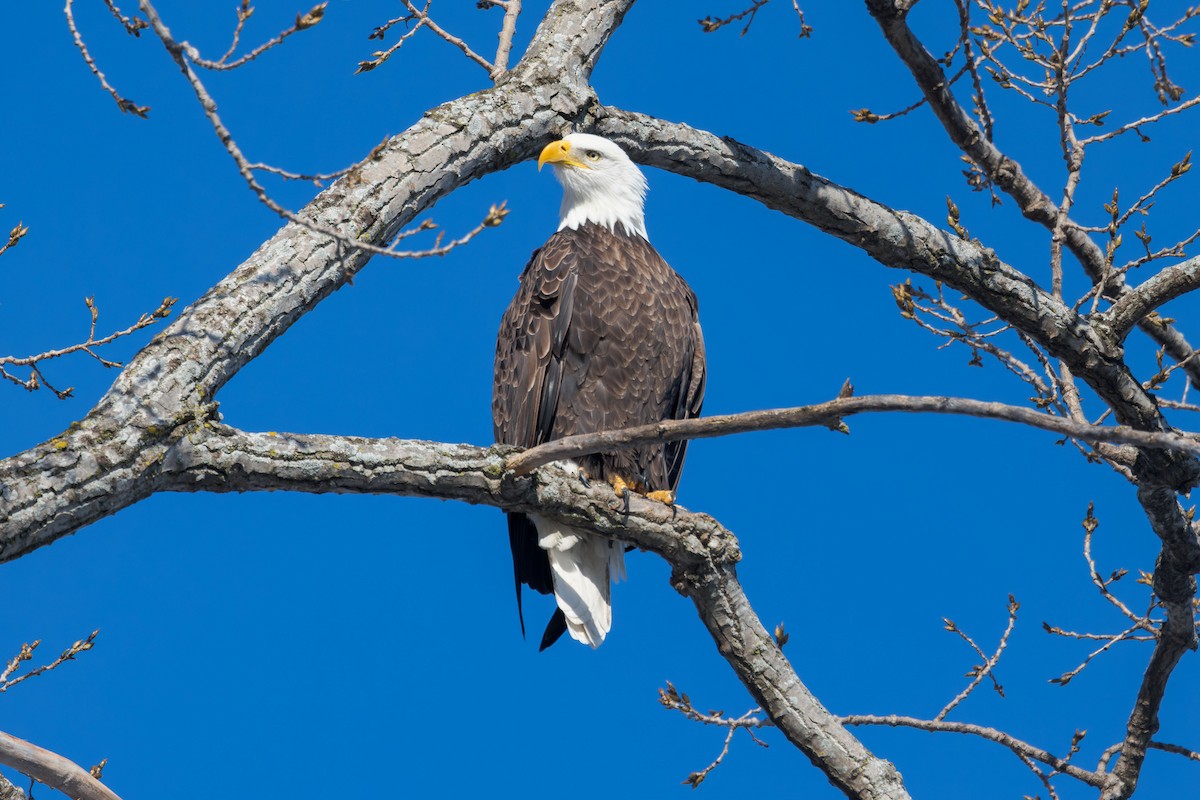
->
[505,393,1200,476]
[1048,622,1153,686]
[659,683,770,788]
[488,0,522,77]
[138,0,505,261]
[1147,740,1200,762]
[1078,94,1200,146]
[840,714,1104,788]
[1081,503,1157,632]
[64,0,149,117]
[0,220,29,260]
[400,0,494,74]
[356,14,427,74]
[0,297,176,399]
[99,0,147,35]
[0,632,98,693]
[187,2,326,70]
[935,594,1019,721]
[246,162,351,184]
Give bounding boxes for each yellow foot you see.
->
[646,490,675,505]
[611,475,630,497]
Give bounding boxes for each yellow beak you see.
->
[538,139,584,171]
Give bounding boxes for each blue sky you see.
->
[2,1,1198,798]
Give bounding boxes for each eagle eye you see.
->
[585,150,601,161]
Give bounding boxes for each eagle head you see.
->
[538,133,649,240]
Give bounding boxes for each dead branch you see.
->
[503,393,1196,477]
[0,731,119,800]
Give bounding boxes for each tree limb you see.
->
[505,393,1200,477]
[1103,254,1200,338]
[0,731,119,800]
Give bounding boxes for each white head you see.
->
[538,133,650,240]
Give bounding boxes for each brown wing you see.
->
[492,223,706,645]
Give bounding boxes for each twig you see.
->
[187,2,326,70]
[138,0,506,262]
[1048,622,1153,686]
[100,0,147,35]
[0,297,176,399]
[1081,503,1158,632]
[936,594,1019,721]
[356,14,428,74]
[659,683,771,788]
[0,220,29,260]
[246,162,350,185]
[0,632,99,693]
[64,0,150,117]
[399,0,494,74]
[698,0,769,36]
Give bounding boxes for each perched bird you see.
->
[493,133,706,649]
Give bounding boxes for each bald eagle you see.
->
[493,133,706,649]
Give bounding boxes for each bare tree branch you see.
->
[840,714,1104,788]
[504,393,1200,477]
[1,632,98,693]
[1104,254,1200,337]
[0,731,120,800]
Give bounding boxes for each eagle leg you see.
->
[611,475,674,507]
[610,475,632,514]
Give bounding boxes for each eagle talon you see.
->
[610,476,634,514]
[646,490,675,505]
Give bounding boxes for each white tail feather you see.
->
[528,513,625,648]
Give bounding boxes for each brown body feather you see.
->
[493,222,706,648]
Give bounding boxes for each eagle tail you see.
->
[528,513,625,648]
